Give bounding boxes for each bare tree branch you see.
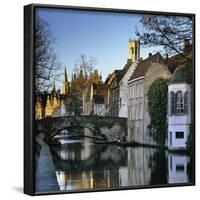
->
[136,15,193,60]
[35,15,61,92]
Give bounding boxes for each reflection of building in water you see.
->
[127,147,155,185]
[55,170,94,191]
[51,139,93,161]
[168,154,190,184]
[50,139,129,190]
[55,169,120,191]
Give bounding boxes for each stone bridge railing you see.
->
[36,115,128,142]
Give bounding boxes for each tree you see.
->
[35,15,61,92]
[64,95,82,115]
[73,54,97,76]
[147,78,168,146]
[136,15,193,59]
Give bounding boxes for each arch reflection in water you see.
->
[35,136,192,192]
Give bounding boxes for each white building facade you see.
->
[168,63,192,150]
[118,61,138,118]
[118,39,140,118]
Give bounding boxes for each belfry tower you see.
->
[128,39,140,63]
[62,66,69,95]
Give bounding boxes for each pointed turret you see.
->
[100,72,102,83]
[62,66,69,95]
[64,66,68,82]
[52,81,56,94]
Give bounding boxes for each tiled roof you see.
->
[165,51,192,73]
[169,61,192,84]
[129,53,161,81]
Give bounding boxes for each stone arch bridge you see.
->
[36,115,127,142]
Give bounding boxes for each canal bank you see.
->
[35,134,60,193]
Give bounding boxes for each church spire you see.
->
[52,81,56,94]
[64,66,68,82]
[62,66,69,95]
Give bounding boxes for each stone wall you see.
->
[143,62,172,145]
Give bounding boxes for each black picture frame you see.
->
[24,3,195,196]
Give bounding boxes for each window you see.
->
[139,102,143,119]
[175,131,184,139]
[131,47,134,55]
[135,46,137,55]
[176,91,184,114]
[176,165,184,172]
[169,131,172,146]
[170,156,172,170]
[170,90,189,116]
[170,91,175,115]
[118,97,122,108]
[132,105,135,120]
[184,91,189,114]
[137,127,140,135]
[129,108,132,120]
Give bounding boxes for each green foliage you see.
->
[187,124,193,154]
[147,78,168,146]
[64,95,82,115]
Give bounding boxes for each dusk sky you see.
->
[36,8,162,87]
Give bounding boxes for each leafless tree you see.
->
[35,15,61,92]
[136,15,193,60]
[73,54,97,76]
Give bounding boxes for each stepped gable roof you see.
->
[169,61,192,84]
[129,53,161,81]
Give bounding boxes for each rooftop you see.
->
[129,53,162,81]
[169,62,192,84]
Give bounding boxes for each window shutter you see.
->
[184,91,188,114]
[170,92,175,115]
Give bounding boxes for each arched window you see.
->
[176,91,184,114]
[131,47,134,55]
[170,91,175,115]
[184,91,189,114]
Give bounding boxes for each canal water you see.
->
[35,134,193,193]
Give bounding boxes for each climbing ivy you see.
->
[147,78,168,146]
[187,124,193,154]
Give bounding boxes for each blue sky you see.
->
[36,8,162,87]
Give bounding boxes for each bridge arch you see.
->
[36,115,127,142]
